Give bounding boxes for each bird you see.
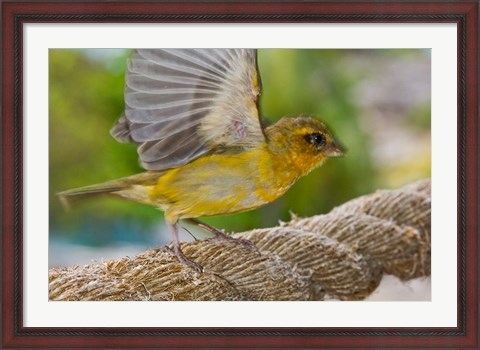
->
[58,49,344,272]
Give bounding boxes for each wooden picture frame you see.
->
[2,1,478,348]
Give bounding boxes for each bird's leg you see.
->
[184,218,259,254]
[163,220,203,273]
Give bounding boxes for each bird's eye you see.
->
[304,133,326,148]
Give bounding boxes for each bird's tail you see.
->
[57,181,126,210]
[57,171,164,210]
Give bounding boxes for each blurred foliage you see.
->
[49,49,430,247]
[49,49,160,244]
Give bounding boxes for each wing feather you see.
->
[111,48,264,170]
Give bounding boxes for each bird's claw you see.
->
[184,218,261,255]
[212,232,261,255]
[161,245,203,273]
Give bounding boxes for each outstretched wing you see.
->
[111,49,265,171]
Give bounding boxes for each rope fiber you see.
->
[49,179,430,301]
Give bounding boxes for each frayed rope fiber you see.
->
[49,179,430,301]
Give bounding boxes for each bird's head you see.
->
[265,116,344,174]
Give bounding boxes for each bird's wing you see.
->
[111,49,265,171]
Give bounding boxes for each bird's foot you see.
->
[213,231,260,255]
[161,245,203,273]
[184,218,260,255]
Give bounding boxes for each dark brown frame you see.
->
[2,1,478,348]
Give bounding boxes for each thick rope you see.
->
[49,179,430,301]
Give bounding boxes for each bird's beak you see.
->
[325,141,345,157]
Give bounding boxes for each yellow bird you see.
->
[58,49,344,272]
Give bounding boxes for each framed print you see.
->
[2,1,478,348]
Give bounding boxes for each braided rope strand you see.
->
[49,179,430,301]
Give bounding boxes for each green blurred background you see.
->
[49,49,431,267]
